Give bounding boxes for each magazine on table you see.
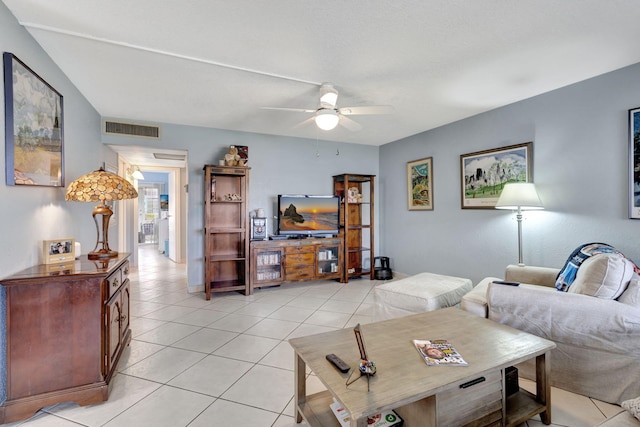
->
[413,339,468,366]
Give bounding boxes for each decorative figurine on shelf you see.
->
[347,186,362,203]
[346,323,376,392]
[225,145,241,166]
[223,193,242,201]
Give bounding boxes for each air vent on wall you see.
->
[103,120,160,139]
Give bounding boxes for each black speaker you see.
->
[374,256,393,280]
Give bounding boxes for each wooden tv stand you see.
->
[0,254,131,423]
[250,237,343,292]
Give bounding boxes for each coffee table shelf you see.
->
[299,391,340,427]
[505,389,548,427]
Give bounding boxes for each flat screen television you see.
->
[277,194,340,237]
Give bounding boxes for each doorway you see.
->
[136,166,183,265]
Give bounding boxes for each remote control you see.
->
[492,280,520,286]
[326,354,350,373]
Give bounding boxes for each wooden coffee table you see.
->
[289,307,556,427]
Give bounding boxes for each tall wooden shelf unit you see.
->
[203,165,250,300]
[333,174,375,283]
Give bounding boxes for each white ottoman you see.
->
[373,272,473,321]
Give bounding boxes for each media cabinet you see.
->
[249,238,342,292]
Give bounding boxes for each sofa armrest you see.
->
[487,282,640,354]
[505,264,559,288]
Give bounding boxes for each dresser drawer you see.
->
[285,245,314,254]
[436,369,503,426]
[284,252,315,266]
[285,266,314,280]
[106,261,129,299]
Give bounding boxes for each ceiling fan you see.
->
[261,83,394,131]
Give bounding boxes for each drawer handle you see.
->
[460,377,485,389]
[118,314,127,323]
[123,267,129,275]
[112,278,120,287]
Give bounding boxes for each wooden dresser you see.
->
[0,254,131,423]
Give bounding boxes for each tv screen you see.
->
[278,195,340,236]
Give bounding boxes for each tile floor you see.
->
[2,246,626,427]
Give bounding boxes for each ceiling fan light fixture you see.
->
[315,109,339,130]
[319,84,338,108]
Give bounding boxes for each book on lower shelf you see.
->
[413,339,468,366]
[330,398,403,427]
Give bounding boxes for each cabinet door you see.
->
[120,281,130,340]
[316,243,341,278]
[106,295,122,374]
[253,248,284,284]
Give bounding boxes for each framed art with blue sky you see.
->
[460,142,533,209]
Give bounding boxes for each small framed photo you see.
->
[43,238,75,264]
[629,107,640,218]
[460,142,533,209]
[407,157,433,210]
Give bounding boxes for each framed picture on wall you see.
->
[460,142,533,209]
[629,107,640,219]
[407,157,433,210]
[3,52,64,187]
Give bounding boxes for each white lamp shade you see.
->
[495,182,544,210]
[132,169,145,180]
[315,109,340,130]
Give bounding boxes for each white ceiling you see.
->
[4,0,640,150]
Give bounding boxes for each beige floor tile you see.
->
[102,385,214,427]
[221,364,294,413]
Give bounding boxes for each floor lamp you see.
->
[66,167,138,259]
[495,182,544,266]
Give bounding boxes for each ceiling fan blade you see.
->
[338,105,395,116]
[293,116,316,129]
[260,107,317,113]
[338,115,362,131]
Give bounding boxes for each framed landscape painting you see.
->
[629,107,640,219]
[460,142,532,209]
[407,157,433,210]
[3,52,64,186]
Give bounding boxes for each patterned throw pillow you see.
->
[621,396,640,421]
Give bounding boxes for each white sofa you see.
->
[596,410,639,427]
[461,260,640,405]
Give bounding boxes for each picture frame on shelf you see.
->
[460,142,533,209]
[3,52,64,187]
[629,107,640,219]
[407,157,433,210]
[43,238,75,264]
[251,217,268,240]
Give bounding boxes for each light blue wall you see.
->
[104,126,379,292]
[380,62,640,285]
[0,3,109,405]
[0,2,108,275]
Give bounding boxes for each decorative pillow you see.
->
[555,242,619,292]
[567,253,633,299]
[621,396,640,421]
[618,275,640,307]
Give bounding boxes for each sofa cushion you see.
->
[555,242,622,292]
[568,253,633,299]
[618,275,640,308]
[622,396,640,421]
